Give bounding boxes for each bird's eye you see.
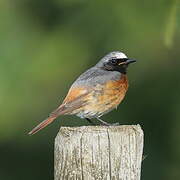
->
[111,59,117,65]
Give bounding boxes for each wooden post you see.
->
[54,125,143,180]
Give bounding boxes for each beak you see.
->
[125,59,136,64]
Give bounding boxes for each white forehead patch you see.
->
[97,51,129,66]
[115,52,127,59]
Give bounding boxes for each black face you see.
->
[103,57,136,74]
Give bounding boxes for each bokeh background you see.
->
[0,0,180,179]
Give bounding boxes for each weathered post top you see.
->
[54,125,143,180]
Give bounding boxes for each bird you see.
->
[28,51,136,135]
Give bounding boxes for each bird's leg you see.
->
[85,118,95,125]
[96,117,119,126]
[96,117,111,126]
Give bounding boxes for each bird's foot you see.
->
[102,122,119,126]
[111,122,119,126]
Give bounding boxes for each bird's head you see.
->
[96,51,136,74]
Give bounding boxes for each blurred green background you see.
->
[0,0,180,179]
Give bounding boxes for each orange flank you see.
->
[63,87,88,104]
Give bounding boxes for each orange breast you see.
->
[79,74,129,117]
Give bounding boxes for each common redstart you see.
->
[28,51,136,135]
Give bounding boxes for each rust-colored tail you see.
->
[28,116,56,135]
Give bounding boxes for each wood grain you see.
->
[54,125,143,180]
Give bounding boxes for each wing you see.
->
[50,86,90,116]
